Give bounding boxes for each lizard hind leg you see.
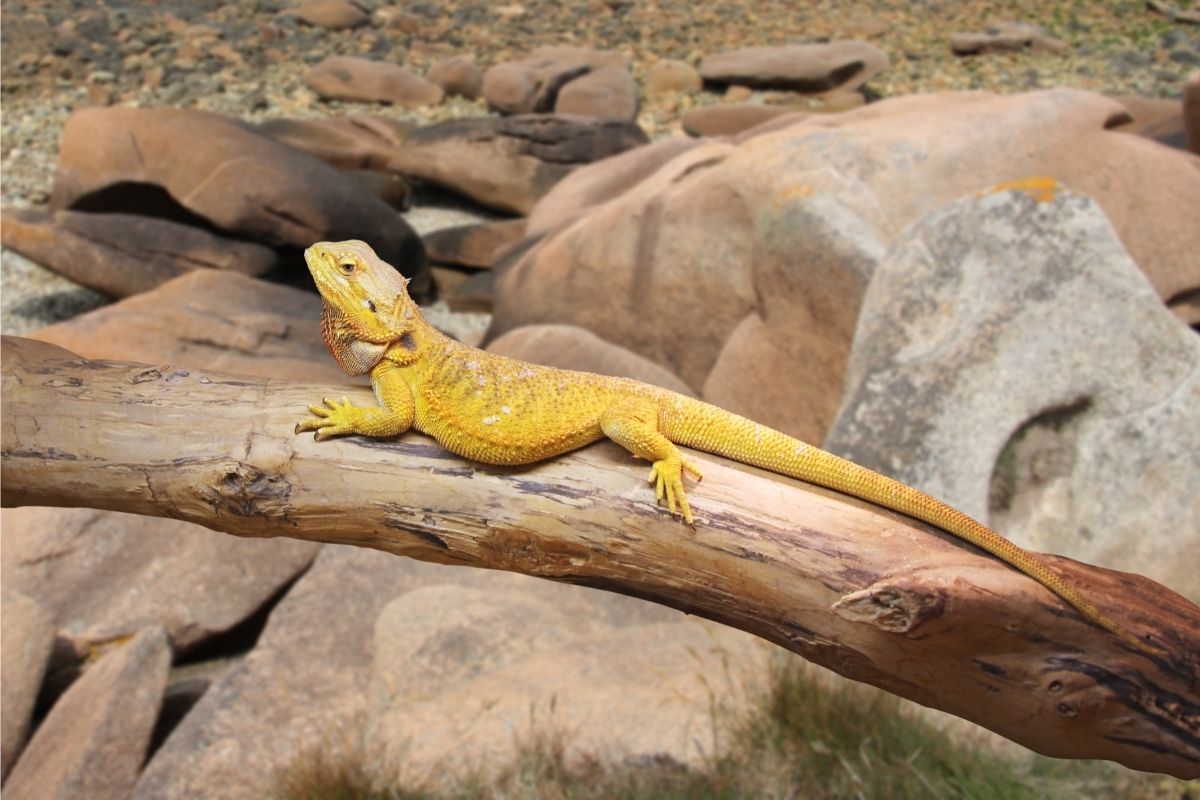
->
[600,398,703,524]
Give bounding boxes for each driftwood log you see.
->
[2,335,1197,778]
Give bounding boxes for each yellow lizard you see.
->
[296,239,1157,655]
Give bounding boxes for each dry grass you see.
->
[271,654,1200,800]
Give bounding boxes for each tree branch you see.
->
[2,335,1197,778]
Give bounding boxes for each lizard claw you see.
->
[649,457,695,526]
[296,396,359,440]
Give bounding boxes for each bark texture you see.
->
[2,335,1197,778]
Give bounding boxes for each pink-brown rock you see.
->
[555,66,638,120]
[482,46,631,115]
[644,59,702,96]
[255,115,415,170]
[292,0,369,29]
[29,269,347,382]
[487,324,695,395]
[493,91,1200,440]
[0,207,276,298]
[1185,70,1200,156]
[423,218,526,269]
[427,57,483,99]
[682,104,805,137]
[699,41,890,93]
[3,627,171,800]
[1,591,55,779]
[950,21,1069,55]
[386,114,649,214]
[49,107,428,295]
[305,55,444,107]
[525,136,702,236]
[1,506,321,660]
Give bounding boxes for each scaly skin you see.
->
[297,240,1157,655]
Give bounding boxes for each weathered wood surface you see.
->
[2,335,1197,778]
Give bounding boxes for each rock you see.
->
[950,22,1069,56]
[0,207,276,298]
[29,269,347,382]
[255,115,415,171]
[644,59,702,96]
[699,41,890,93]
[482,46,630,115]
[387,114,649,215]
[555,66,638,120]
[482,59,589,116]
[344,169,412,210]
[681,104,804,137]
[1109,95,1187,151]
[1185,70,1200,155]
[423,218,526,268]
[444,269,493,312]
[526,137,702,236]
[368,587,767,777]
[1,591,56,779]
[305,55,444,107]
[494,91,1200,435]
[427,57,483,99]
[3,627,171,800]
[826,187,1200,600]
[1,507,321,660]
[49,107,429,296]
[292,0,369,29]
[134,545,682,799]
[487,324,695,395]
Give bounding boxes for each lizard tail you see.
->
[660,395,1157,655]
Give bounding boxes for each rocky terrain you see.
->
[2,0,1199,797]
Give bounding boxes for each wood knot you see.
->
[832,581,945,633]
[199,462,292,521]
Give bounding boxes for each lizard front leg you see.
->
[296,360,414,440]
[601,398,703,524]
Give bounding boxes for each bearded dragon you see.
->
[297,239,1156,654]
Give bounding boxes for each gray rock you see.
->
[3,627,171,800]
[699,41,890,92]
[387,115,649,215]
[1,590,56,778]
[1,507,320,659]
[0,207,276,298]
[826,188,1200,600]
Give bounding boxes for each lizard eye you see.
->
[364,299,377,313]
[338,260,355,274]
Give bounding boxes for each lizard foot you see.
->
[295,396,365,440]
[647,456,704,525]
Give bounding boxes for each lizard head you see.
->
[305,240,417,375]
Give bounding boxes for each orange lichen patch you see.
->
[981,177,1060,203]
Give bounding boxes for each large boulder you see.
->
[49,107,429,295]
[555,66,639,120]
[826,187,1200,600]
[482,46,630,115]
[30,269,346,382]
[387,114,649,214]
[1,591,56,778]
[0,207,276,298]
[492,90,1200,442]
[255,115,415,171]
[3,627,170,800]
[487,324,696,396]
[1,507,320,660]
[133,546,687,798]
